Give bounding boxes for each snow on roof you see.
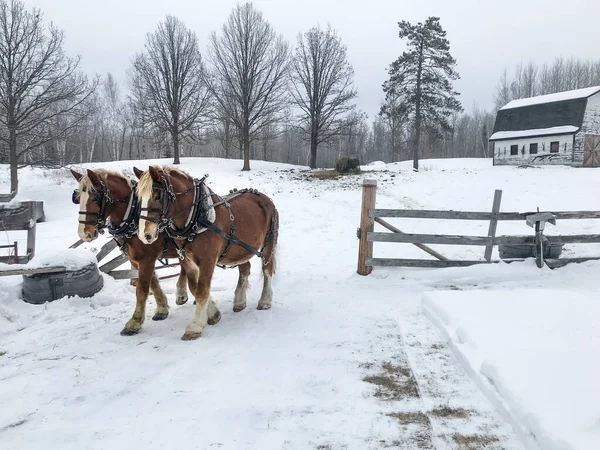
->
[489,125,578,141]
[500,86,600,110]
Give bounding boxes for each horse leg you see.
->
[182,262,216,341]
[121,259,155,335]
[150,272,169,321]
[207,297,221,325]
[175,264,189,305]
[258,241,276,310]
[233,262,251,312]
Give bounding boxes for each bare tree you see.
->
[130,15,211,165]
[290,25,357,169]
[206,2,289,171]
[101,73,126,161]
[0,0,98,196]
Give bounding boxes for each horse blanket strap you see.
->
[197,218,264,259]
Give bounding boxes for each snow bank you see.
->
[423,289,600,450]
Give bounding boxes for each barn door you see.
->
[583,135,600,167]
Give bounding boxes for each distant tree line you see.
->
[3,0,598,195]
[494,58,600,110]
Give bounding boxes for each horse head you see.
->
[70,168,132,242]
[137,166,195,244]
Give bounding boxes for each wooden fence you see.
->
[0,201,45,264]
[70,238,180,281]
[357,179,600,275]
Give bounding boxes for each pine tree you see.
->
[381,17,462,171]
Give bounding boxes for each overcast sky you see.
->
[22,0,600,119]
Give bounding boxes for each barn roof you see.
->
[491,86,600,141]
[500,86,600,110]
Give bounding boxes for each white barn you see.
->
[490,86,600,167]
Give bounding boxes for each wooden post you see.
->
[357,179,377,275]
[484,189,502,262]
[26,221,36,261]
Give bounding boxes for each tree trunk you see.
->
[309,121,318,169]
[413,42,424,172]
[9,127,18,197]
[173,129,180,164]
[242,126,250,171]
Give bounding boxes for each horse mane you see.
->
[137,166,194,199]
[78,169,131,199]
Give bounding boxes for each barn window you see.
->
[550,141,559,153]
[510,144,518,155]
[529,143,538,154]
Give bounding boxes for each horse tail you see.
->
[264,206,279,275]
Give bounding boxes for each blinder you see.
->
[72,189,80,204]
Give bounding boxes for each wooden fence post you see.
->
[357,179,377,275]
[484,189,502,262]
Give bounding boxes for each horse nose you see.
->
[145,233,153,242]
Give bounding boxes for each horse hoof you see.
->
[208,310,221,325]
[120,327,140,336]
[181,331,201,341]
[152,311,168,321]
[257,303,271,311]
[176,295,188,306]
[233,303,246,312]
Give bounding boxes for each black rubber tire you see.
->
[22,262,104,304]
[499,243,563,260]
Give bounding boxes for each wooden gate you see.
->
[583,134,600,167]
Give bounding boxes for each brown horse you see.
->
[136,165,279,341]
[70,168,191,336]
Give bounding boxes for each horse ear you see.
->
[148,166,162,182]
[70,169,83,182]
[86,169,103,188]
[133,167,144,179]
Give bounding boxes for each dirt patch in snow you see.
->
[362,361,419,400]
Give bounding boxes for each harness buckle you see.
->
[176,246,186,260]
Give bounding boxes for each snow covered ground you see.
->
[0,157,598,449]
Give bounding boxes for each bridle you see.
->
[74,181,131,233]
[139,174,204,238]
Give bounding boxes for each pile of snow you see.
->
[423,287,600,450]
[31,248,97,270]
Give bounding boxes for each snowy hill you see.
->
[0,157,599,449]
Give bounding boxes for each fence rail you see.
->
[357,179,600,275]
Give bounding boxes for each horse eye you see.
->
[153,194,161,201]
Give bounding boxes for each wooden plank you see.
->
[484,190,502,262]
[69,239,84,249]
[545,257,600,268]
[369,232,600,246]
[357,180,377,276]
[108,269,139,280]
[366,258,487,268]
[99,253,129,273]
[544,235,600,244]
[96,239,118,262]
[0,266,66,277]
[0,255,31,264]
[368,232,492,246]
[371,209,600,221]
[374,217,448,261]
